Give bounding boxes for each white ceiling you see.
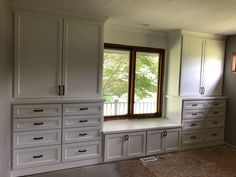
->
[12,0,236,35]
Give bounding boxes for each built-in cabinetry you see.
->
[104,127,181,162]
[14,11,105,98]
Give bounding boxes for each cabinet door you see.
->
[127,131,146,158]
[104,133,126,162]
[14,12,62,98]
[164,128,181,153]
[146,130,163,155]
[180,36,204,96]
[203,39,225,96]
[63,18,102,98]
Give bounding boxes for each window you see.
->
[103,43,165,119]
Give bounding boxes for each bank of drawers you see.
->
[182,99,226,147]
[12,102,103,169]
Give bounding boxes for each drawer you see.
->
[206,109,225,118]
[13,130,61,149]
[13,117,61,132]
[182,110,205,120]
[63,127,101,143]
[13,104,62,118]
[182,131,204,145]
[206,100,226,109]
[205,129,224,141]
[183,120,205,131]
[63,103,102,116]
[62,141,101,162]
[13,145,61,169]
[206,119,225,128]
[63,115,101,128]
[183,101,205,110]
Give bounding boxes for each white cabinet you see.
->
[104,131,146,162]
[146,128,181,155]
[167,30,225,97]
[14,11,105,99]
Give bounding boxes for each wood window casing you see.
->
[104,43,165,121]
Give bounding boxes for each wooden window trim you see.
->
[104,43,165,121]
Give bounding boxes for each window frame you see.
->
[103,43,165,120]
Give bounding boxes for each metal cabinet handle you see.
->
[78,150,87,153]
[33,109,44,112]
[212,133,218,136]
[162,131,167,137]
[79,133,87,136]
[126,134,129,141]
[79,120,88,123]
[191,123,197,126]
[34,122,44,126]
[190,136,196,139]
[213,112,218,114]
[213,121,218,124]
[192,104,198,107]
[80,108,88,111]
[191,113,198,116]
[214,103,219,106]
[202,87,205,94]
[33,137,44,140]
[33,155,43,159]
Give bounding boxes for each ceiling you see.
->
[12,0,236,35]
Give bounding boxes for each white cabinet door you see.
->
[146,130,163,155]
[104,133,126,162]
[164,128,181,153]
[203,39,225,96]
[127,131,146,158]
[180,36,204,96]
[63,18,102,98]
[14,12,62,98]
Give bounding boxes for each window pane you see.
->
[134,52,159,114]
[103,49,130,116]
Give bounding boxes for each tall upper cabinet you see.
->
[14,10,106,99]
[166,30,225,97]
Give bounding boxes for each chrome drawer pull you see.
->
[79,120,88,123]
[213,121,218,124]
[190,136,196,139]
[191,113,198,116]
[33,109,44,112]
[79,133,87,136]
[78,149,87,153]
[212,133,218,136]
[80,108,88,111]
[34,122,44,126]
[33,155,43,158]
[191,123,197,126]
[33,137,44,140]
[192,104,198,106]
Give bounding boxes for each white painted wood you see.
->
[206,100,226,109]
[180,36,204,96]
[183,120,205,130]
[13,117,61,132]
[146,130,163,155]
[205,108,226,118]
[183,100,206,110]
[63,127,101,143]
[182,110,205,120]
[63,115,101,128]
[205,118,225,128]
[203,39,225,96]
[164,128,181,153]
[14,11,63,98]
[63,103,102,116]
[104,133,126,162]
[205,128,224,141]
[13,130,61,149]
[13,104,62,118]
[127,131,146,158]
[62,18,101,98]
[182,130,204,145]
[13,145,61,169]
[62,141,102,162]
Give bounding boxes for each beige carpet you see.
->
[142,145,236,177]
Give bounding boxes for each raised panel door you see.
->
[146,130,163,155]
[127,131,146,158]
[164,129,180,153]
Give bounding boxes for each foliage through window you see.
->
[103,44,164,119]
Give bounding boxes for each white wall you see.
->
[224,36,236,146]
[0,0,11,176]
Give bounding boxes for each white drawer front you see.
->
[62,141,101,162]
[206,109,225,118]
[13,104,62,118]
[183,120,205,130]
[182,131,204,145]
[13,117,61,132]
[13,145,61,169]
[205,129,224,141]
[183,101,205,110]
[63,127,101,143]
[63,115,101,128]
[63,103,102,116]
[182,110,205,120]
[13,130,61,149]
[206,100,226,109]
[206,119,225,128]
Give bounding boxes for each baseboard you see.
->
[224,142,236,149]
